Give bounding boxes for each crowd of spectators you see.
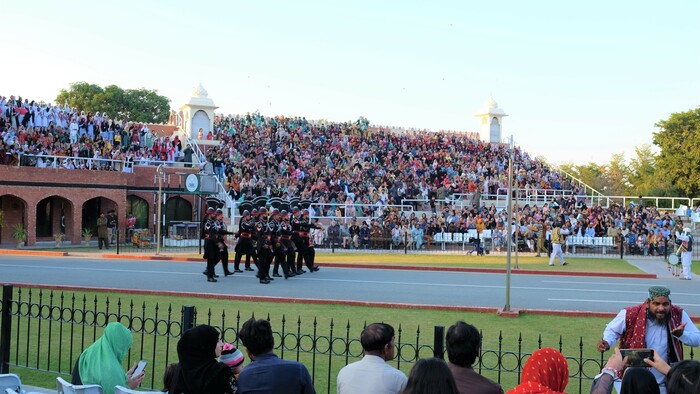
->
[0,94,187,170]
[310,194,689,257]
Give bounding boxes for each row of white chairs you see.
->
[0,374,160,394]
[434,230,492,244]
[565,236,616,247]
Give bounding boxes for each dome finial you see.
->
[192,83,208,98]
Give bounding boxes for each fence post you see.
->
[182,305,195,336]
[1,284,13,374]
[433,325,445,359]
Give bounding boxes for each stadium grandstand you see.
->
[1,89,698,258]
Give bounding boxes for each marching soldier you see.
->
[233,209,258,272]
[255,207,272,284]
[278,210,297,278]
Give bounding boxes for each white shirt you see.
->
[337,355,407,394]
[603,308,700,387]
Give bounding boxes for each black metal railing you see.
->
[3,285,691,393]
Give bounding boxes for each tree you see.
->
[55,82,170,124]
[653,108,700,197]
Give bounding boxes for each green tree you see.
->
[600,153,630,196]
[55,82,170,123]
[653,108,700,197]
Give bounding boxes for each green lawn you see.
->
[8,288,625,394]
[313,253,644,273]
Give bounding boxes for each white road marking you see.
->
[543,280,653,286]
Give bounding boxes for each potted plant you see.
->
[82,228,93,246]
[12,223,28,248]
[53,232,65,248]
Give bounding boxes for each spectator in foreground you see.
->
[402,357,458,394]
[446,321,503,394]
[506,348,568,394]
[337,323,408,394]
[172,324,232,394]
[590,347,660,394]
[644,352,700,394]
[237,318,314,394]
[72,322,145,394]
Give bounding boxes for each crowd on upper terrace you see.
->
[0,94,188,169]
[210,112,582,211]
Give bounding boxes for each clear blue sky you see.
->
[4,0,699,165]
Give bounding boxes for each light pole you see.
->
[156,165,163,255]
[504,136,514,312]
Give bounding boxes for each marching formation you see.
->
[201,205,321,284]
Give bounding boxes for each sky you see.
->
[3,0,699,165]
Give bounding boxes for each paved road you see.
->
[1,255,699,315]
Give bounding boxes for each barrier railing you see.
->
[15,153,190,170]
[3,284,677,393]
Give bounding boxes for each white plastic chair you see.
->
[56,377,103,394]
[0,375,22,394]
[114,385,164,394]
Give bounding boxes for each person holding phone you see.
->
[171,325,233,394]
[72,322,145,394]
[596,286,700,393]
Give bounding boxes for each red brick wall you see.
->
[0,165,199,246]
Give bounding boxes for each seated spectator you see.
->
[402,358,458,394]
[72,322,145,394]
[359,222,371,249]
[446,321,503,394]
[506,348,568,394]
[337,323,407,394]
[237,318,314,394]
[219,342,245,393]
[161,363,178,393]
[172,324,233,394]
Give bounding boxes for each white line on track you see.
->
[542,280,653,286]
[549,298,700,307]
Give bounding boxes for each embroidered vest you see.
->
[620,302,684,362]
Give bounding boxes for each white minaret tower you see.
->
[180,83,218,142]
[474,96,508,143]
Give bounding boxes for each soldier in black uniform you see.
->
[270,208,287,278]
[291,207,308,274]
[255,207,272,284]
[301,208,321,272]
[293,208,320,273]
[233,209,257,272]
[214,208,234,277]
[201,207,217,278]
[278,210,297,278]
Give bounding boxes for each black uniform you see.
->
[292,214,320,272]
[233,215,257,271]
[213,217,233,276]
[278,217,297,277]
[256,217,272,284]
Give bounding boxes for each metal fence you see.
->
[0,284,656,393]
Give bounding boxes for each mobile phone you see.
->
[133,360,147,376]
[620,348,653,367]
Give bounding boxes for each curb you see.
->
[318,263,657,279]
[0,249,657,279]
[9,282,699,322]
[0,249,68,257]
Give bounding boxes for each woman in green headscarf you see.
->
[73,322,145,394]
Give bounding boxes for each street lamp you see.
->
[504,135,514,312]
